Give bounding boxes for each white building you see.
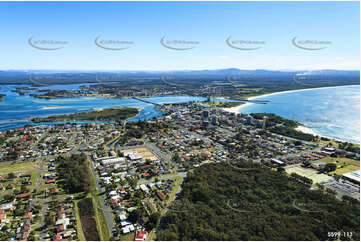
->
[100,157,126,166]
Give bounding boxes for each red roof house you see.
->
[135,231,148,241]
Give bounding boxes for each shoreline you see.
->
[221,85,359,143]
[222,84,360,114]
[295,125,318,136]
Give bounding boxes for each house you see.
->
[0,213,6,223]
[135,231,148,241]
[1,202,14,210]
[55,218,70,228]
[23,212,32,219]
[120,219,132,227]
[6,183,15,189]
[119,213,127,220]
[57,224,65,233]
[121,224,135,234]
[108,190,117,196]
[142,173,150,178]
[139,184,149,193]
[53,234,62,241]
[156,190,166,201]
[201,151,212,158]
[46,179,56,183]
[17,192,30,198]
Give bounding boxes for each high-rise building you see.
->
[211,115,218,125]
[202,120,209,128]
[245,115,254,125]
[202,110,209,118]
[262,116,268,128]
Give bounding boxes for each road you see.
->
[38,197,51,240]
[88,155,114,235]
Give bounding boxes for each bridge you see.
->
[132,97,165,107]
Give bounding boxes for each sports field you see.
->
[285,165,334,184]
[122,147,158,161]
[0,161,39,175]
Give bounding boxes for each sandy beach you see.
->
[222,103,245,113]
[42,105,63,110]
[295,125,318,136]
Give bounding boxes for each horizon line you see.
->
[0,68,360,72]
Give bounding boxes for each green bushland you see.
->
[56,153,91,194]
[156,163,360,241]
[208,101,244,108]
[78,197,101,241]
[30,107,138,123]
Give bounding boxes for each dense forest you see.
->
[56,153,91,193]
[156,163,359,241]
[31,107,138,123]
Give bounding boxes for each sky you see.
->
[0,1,359,71]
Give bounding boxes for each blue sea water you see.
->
[238,85,360,144]
[0,84,212,130]
[0,84,359,144]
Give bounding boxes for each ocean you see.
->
[238,85,360,144]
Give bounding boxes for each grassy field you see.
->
[313,157,360,175]
[30,171,39,187]
[163,176,182,207]
[285,166,334,184]
[0,161,39,175]
[74,199,86,241]
[119,231,135,241]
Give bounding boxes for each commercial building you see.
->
[100,157,126,166]
[342,170,360,184]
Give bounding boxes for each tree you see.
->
[323,163,337,172]
[8,172,16,179]
[277,167,285,173]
